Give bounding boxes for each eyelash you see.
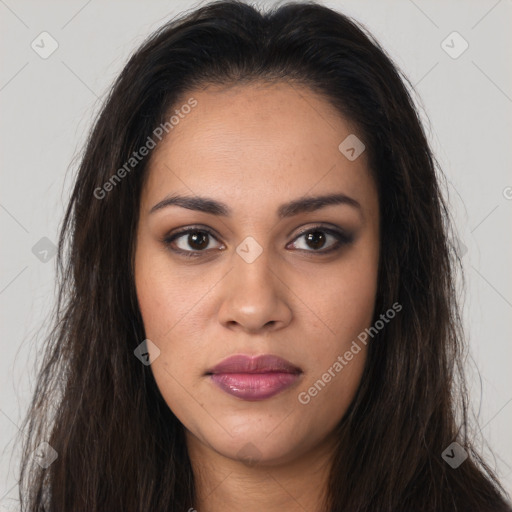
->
[162,224,354,259]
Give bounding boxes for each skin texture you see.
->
[134,81,380,512]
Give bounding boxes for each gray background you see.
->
[1,0,511,507]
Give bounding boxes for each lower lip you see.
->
[209,372,301,401]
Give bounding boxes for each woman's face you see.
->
[135,81,379,467]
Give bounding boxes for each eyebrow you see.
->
[149,192,362,219]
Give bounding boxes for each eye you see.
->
[163,226,223,258]
[288,226,354,254]
[163,224,354,259]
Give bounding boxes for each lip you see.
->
[206,354,302,401]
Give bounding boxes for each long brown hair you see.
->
[17,1,512,510]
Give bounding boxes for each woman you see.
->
[17,0,512,510]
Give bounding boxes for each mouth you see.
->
[205,354,303,401]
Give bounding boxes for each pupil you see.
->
[306,231,325,249]
[189,231,208,250]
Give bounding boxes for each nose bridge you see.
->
[218,238,290,331]
[232,239,276,304]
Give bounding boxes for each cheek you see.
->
[297,249,378,406]
[336,264,378,338]
[134,243,200,341]
[307,249,378,349]
[134,243,213,386]
[134,247,207,423]
[293,284,374,432]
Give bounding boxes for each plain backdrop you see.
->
[1,0,511,508]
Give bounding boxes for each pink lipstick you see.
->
[206,354,302,401]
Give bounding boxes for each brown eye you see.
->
[304,230,327,250]
[289,227,354,254]
[164,227,223,257]
[184,231,209,250]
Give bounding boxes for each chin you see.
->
[206,427,311,468]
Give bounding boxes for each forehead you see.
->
[142,81,375,215]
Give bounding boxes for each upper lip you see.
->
[206,354,302,375]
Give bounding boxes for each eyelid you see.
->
[287,224,354,252]
[162,225,223,252]
[290,222,352,240]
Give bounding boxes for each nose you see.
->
[217,249,292,334]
